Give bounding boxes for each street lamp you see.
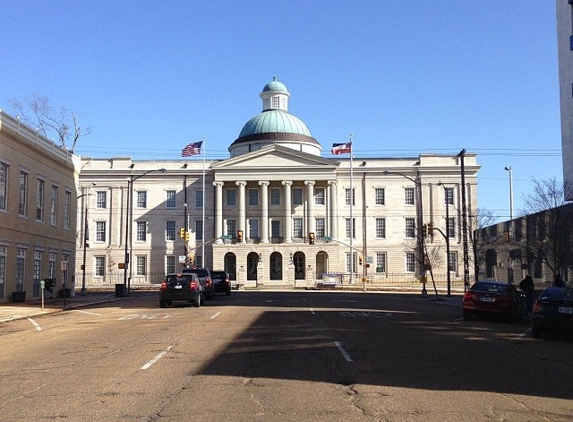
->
[438,182,452,297]
[504,166,513,221]
[123,168,166,296]
[383,170,427,297]
[77,183,95,296]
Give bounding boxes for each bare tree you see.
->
[469,208,501,281]
[521,178,573,278]
[9,94,91,153]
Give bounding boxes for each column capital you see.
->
[304,180,316,187]
[327,180,338,186]
[282,180,293,186]
[258,180,270,187]
[236,180,247,187]
[213,181,224,187]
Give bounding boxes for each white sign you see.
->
[178,255,186,263]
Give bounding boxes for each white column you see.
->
[236,181,246,237]
[259,181,269,243]
[213,181,223,243]
[282,181,292,243]
[329,180,338,239]
[305,181,315,236]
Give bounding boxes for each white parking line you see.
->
[210,312,222,320]
[141,346,172,370]
[310,308,315,315]
[334,341,353,362]
[27,318,42,331]
[71,309,102,316]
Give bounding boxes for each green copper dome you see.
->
[238,109,312,138]
[262,79,288,93]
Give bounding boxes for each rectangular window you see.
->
[19,171,28,216]
[136,256,147,276]
[166,255,176,274]
[166,221,176,241]
[0,246,6,295]
[196,190,203,208]
[375,218,386,238]
[95,256,106,276]
[446,217,455,238]
[248,219,259,239]
[346,252,357,273]
[49,253,56,279]
[50,185,58,226]
[315,218,326,239]
[445,187,454,206]
[293,188,303,205]
[271,220,281,238]
[137,191,147,208]
[293,218,303,238]
[314,188,325,205]
[226,189,236,206]
[271,96,279,108]
[64,190,71,229]
[345,188,355,206]
[166,190,176,208]
[137,221,147,241]
[376,253,386,273]
[195,220,203,241]
[448,252,458,273]
[96,221,106,242]
[36,179,44,221]
[248,188,258,206]
[34,251,42,283]
[0,162,8,211]
[375,188,385,205]
[270,188,280,205]
[16,248,26,285]
[226,219,236,237]
[96,191,107,209]
[406,252,416,272]
[345,218,356,239]
[405,217,415,238]
[404,187,415,205]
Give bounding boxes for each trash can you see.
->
[115,284,125,297]
[11,291,26,303]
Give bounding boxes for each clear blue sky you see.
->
[1,1,562,222]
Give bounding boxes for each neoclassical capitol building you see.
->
[77,78,479,289]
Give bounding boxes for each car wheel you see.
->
[160,299,167,308]
[462,309,471,320]
[532,325,541,339]
[194,296,201,308]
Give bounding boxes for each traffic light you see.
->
[237,229,243,242]
[185,230,190,241]
[179,227,185,239]
[308,232,315,245]
[427,222,434,236]
[359,255,363,266]
[421,224,428,238]
[504,231,510,242]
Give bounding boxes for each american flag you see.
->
[181,141,203,157]
[331,142,352,155]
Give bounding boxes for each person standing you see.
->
[554,273,566,288]
[519,274,535,318]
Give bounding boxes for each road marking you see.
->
[211,312,222,320]
[334,341,353,362]
[27,318,42,331]
[72,310,102,316]
[519,327,532,337]
[141,346,172,370]
[310,308,315,315]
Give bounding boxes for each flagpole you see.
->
[202,137,206,266]
[349,133,353,284]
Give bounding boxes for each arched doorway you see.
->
[316,252,328,279]
[293,252,305,280]
[270,252,282,280]
[247,252,259,281]
[224,252,237,282]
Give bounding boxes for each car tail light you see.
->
[205,277,212,287]
[189,281,198,291]
[160,281,168,291]
[533,301,545,313]
[463,291,477,301]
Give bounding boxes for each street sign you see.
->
[178,255,186,263]
[323,236,332,242]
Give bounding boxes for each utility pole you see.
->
[459,149,470,291]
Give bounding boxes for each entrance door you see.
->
[294,252,305,280]
[247,253,259,281]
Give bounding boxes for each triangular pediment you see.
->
[212,145,339,181]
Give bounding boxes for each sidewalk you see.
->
[0,291,129,323]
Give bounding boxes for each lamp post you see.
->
[383,170,426,297]
[504,166,513,221]
[438,182,452,297]
[77,184,95,296]
[123,168,166,296]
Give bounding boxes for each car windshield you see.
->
[167,275,194,283]
[184,268,209,277]
[472,282,510,294]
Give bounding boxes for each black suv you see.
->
[159,273,203,308]
[211,271,231,296]
[182,267,215,300]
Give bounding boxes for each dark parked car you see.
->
[462,280,524,323]
[211,271,231,296]
[531,287,573,339]
[182,267,214,300]
[159,273,203,308]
